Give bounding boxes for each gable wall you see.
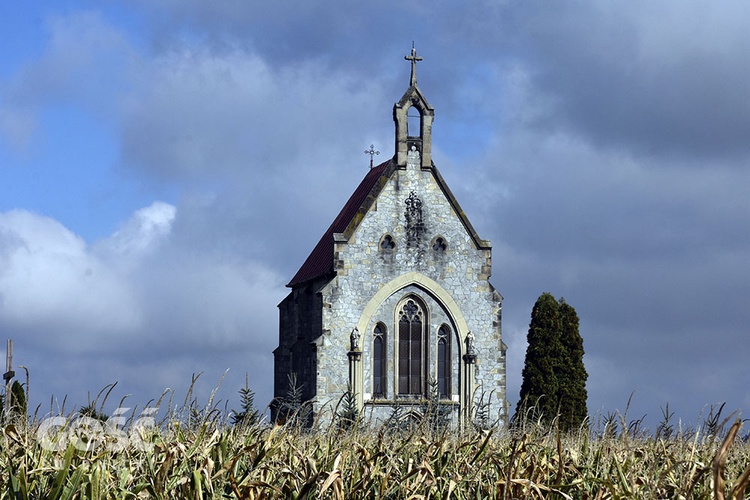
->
[315,150,506,423]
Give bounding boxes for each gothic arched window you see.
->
[373,323,387,398]
[407,106,422,138]
[398,298,426,396]
[437,325,451,398]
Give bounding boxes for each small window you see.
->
[432,237,447,253]
[380,234,396,252]
[437,325,451,398]
[373,323,387,398]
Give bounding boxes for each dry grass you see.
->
[2,408,750,499]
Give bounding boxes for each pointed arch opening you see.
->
[407,106,422,138]
[372,322,387,398]
[397,295,428,397]
[437,324,452,399]
[357,273,473,413]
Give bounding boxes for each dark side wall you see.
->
[274,278,326,408]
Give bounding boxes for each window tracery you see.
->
[398,298,426,396]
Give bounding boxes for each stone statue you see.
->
[466,331,476,356]
[350,327,360,351]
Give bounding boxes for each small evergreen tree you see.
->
[1,381,27,421]
[11,381,26,417]
[231,373,260,427]
[79,403,109,422]
[335,386,360,431]
[516,292,587,431]
[278,373,309,427]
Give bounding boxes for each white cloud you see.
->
[0,210,141,347]
[99,201,176,258]
[0,202,285,409]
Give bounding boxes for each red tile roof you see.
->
[287,159,393,287]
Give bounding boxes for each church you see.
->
[274,48,507,428]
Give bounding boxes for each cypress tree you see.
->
[557,298,588,431]
[516,292,562,425]
[516,293,588,431]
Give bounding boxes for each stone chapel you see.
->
[274,48,507,427]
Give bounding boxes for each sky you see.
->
[1,1,749,429]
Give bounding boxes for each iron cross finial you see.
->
[364,144,380,169]
[404,43,423,87]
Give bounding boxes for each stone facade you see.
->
[274,49,507,427]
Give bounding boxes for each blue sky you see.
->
[2,1,749,428]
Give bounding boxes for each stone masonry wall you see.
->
[314,149,506,425]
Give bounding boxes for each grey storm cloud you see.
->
[1,1,749,425]
[500,2,750,160]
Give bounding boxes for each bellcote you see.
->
[394,46,434,169]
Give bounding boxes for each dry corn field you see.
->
[2,414,750,499]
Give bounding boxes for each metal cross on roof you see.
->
[364,144,380,168]
[405,44,423,87]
